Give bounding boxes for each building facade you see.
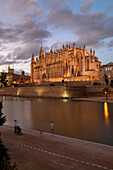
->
[31,43,101,83]
[99,62,113,86]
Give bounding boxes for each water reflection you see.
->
[1,96,113,145]
[104,102,109,125]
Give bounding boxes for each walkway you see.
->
[0,125,113,170]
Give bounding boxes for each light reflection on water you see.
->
[1,96,113,146]
[104,102,109,125]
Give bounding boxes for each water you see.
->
[1,96,113,146]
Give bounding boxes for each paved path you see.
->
[0,125,113,170]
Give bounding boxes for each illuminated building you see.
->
[99,62,113,86]
[31,43,101,83]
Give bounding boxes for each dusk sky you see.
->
[0,0,113,74]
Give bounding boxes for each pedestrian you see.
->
[51,121,54,134]
[16,125,21,135]
[14,120,18,134]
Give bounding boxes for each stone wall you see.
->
[17,86,86,98]
[0,86,113,98]
[0,86,86,98]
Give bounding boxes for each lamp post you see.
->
[105,91,108,100]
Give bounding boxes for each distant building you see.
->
[99,62,113,86]
[6,73,30,86]
[0,67,30,86]
[31,43,101,83]
[7,70,30,86]
[8,66,14,74]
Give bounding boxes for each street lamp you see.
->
[105,91,108,100]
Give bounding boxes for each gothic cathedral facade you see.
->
[31,43,101,83]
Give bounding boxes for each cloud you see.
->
[80,0,95,13]
[0,0,52,70]
[0,0,113,72]
[107,39,113,47]
[47,8,113,48]
[6,0,42,19]
[42,0,68,10]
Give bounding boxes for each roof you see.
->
[100,62,113,68]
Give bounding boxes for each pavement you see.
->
[0,125,113,170]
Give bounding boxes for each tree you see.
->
[104,74,109,86]
[0,101,17,169]
[0,102,6,126]
[0,72,8,87]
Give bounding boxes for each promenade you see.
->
[0,125,113,170]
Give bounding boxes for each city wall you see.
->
[0,86,113,98]
[0,86,85,98]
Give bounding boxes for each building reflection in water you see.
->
[104,102,109,125]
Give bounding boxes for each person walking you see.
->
[51,121,54,134]
[14,120,18,134]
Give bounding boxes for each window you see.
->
[105,67,107,71]
[108,74,110,78]
[110,67,112,71]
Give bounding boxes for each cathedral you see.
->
[31,43,101,83]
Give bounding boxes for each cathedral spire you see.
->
[93,50,95,57]
[31,53,34,61]
[83,44,86,56]
[90,48,92,55]
[50,47,53,53]
[40,45,43,56]
[73,42,76,47]
[63,44,64,50]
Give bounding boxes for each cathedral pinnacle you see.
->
[63,44,64,50]
[31,53,34,61]
[73,42,75,47]
[40,45,43,56]
[50,47,53,53]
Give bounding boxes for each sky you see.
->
[0,0,113,74]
